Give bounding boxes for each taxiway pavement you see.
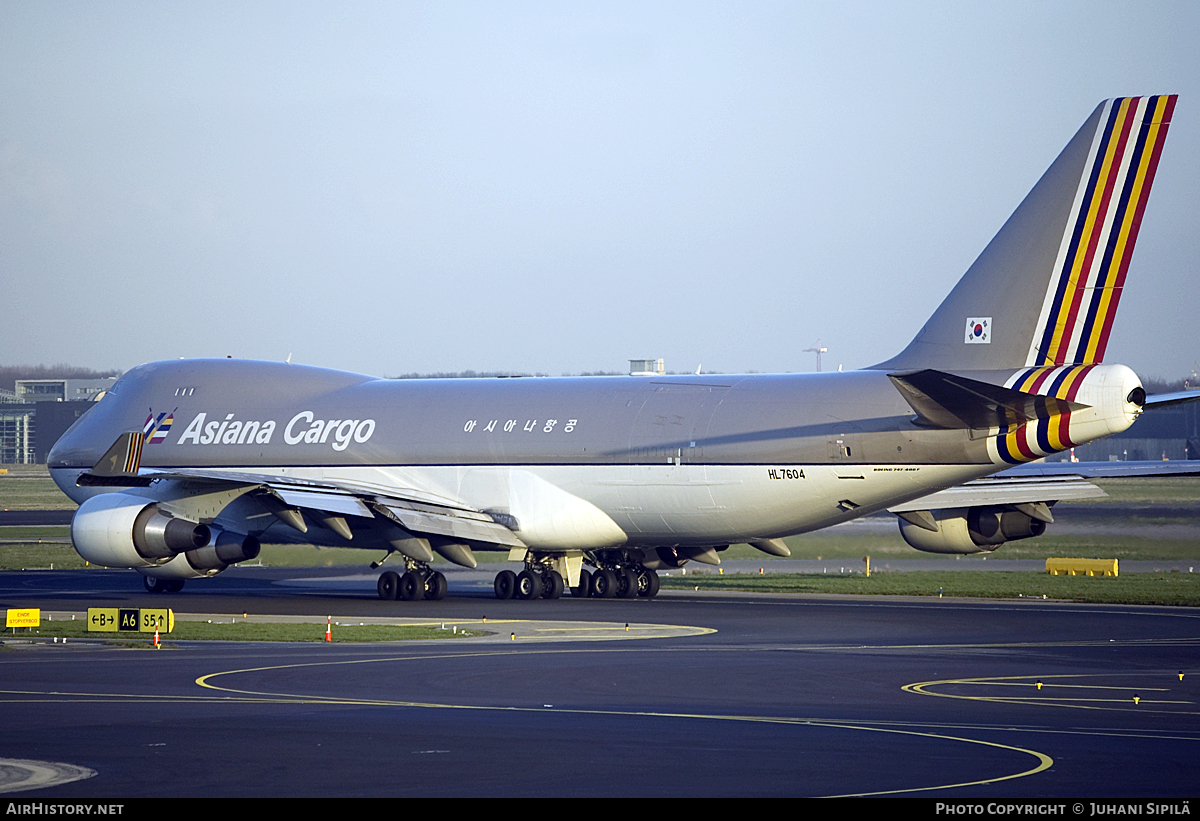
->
[1,567,1198,797]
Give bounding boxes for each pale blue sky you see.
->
[3,2,1197,380]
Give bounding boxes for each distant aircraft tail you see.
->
[874,95,1177,372]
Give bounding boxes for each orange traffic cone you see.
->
[153,626,160,648]
[325,616,332,642]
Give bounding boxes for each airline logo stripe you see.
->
[1032,94,1176,366]
[1088,94,1176,363]
[1047,98,1137,362]
[124,433,144,474]
[996,365,1094,464]
[143,407,177,444]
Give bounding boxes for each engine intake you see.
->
[71,492,211,568]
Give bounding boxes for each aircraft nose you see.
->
[46,412,102,469]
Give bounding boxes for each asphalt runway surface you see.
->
[2,566,1199,798]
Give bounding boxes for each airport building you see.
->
[0,378,116,464]
[0,389,35,464]
[629,358,666,376]
[14,377,116,403]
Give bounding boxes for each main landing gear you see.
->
[492,555,660,600]
[376,566,447,601]
[493,567,566,600]
[144,576,185,593]
[573,566,659,599]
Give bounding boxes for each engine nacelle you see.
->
[71,492,211,568]
[186,530,261,571]
[898,507,1047,554]
[138,531,261,581]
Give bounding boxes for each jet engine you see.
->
[139,531,261,581]
[70,492,211,568]
[897,506,1048,554]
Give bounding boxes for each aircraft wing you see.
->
[889,456,1200,516]
[998,460,1200,479]
[887,472,1107,514]
[75,432,527,552]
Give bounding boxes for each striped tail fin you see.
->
[1030,95,1176,366]
[874,96,1176,372]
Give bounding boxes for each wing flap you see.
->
[269,487,375,519]
[374,499,526,548]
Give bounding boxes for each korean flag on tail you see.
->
[965,317,991,344]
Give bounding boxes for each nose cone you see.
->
[46,411,102,470]
[46,412,106,505]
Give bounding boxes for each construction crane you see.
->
[803,340,828,372]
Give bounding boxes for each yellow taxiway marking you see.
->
[184,649,1053,797]
[905,672,1198,714]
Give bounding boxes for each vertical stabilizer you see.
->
[874,96,1176,372]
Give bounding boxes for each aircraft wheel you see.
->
[571,569,592,598]
[637,569,660,598]
[377,570,400,601]
[494,570,516,599]
[166,580,185,593]
[143,576,169,594]
[541,571,564,599]
[616,567,639,598]
[425,571,448,601]
[591,569,617,599]
[399,571,423,601]
[516,570,543,600]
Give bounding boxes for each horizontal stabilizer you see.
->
[889,369,1088,429]
[1144,389,1200,409]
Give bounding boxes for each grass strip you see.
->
[4,619,483,643]
[661,570,1200,606]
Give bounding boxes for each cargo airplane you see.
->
[48,96,1182,601]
